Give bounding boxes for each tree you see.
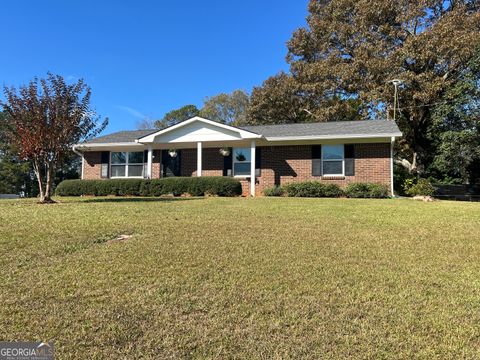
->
[429,49,480,183]
[1,73,107,203]
[246,72,315,125]
[246,72,362,124]
[154,105,199,129]
[199,89,250,125]
[285,0,480,174]
[0,112,30,194]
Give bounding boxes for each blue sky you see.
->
[0,1,307,133]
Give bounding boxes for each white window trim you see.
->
[110,151,145,179]
[322,145,345,177]
[232,147,251,178]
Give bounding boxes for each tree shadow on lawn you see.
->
[80,197,204,204]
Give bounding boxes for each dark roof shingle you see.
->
[240,120,400,138]
[83,129,156,144]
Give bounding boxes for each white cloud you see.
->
[115,105,146,119]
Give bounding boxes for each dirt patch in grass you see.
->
[107,234,133,244]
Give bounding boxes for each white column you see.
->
[250,140,256,196]
[147,145,153,179]
[81,155,84,180]
[197,142,202,177]
[390,136,395,197]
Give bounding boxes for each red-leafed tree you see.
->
[1,73,107,203]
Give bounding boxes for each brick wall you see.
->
[83,152,102,179]
[82,143,392,196]
[255,143,391,196]
[151,150,161,179]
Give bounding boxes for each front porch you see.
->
[144,142,259,196]
[138,117,262,196]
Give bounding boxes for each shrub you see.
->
[282,181,343,198]
[393,163,415,196]
[96,179,144,196]
[404,178,435,197]
[263,186,284,197]
[344,183,389,198]
[55,177,242,197]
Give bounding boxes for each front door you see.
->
[161,150,181,177]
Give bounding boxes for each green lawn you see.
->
[1,197,479,359]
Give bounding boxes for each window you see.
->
[233,148,251,177]
[322,145,344,176]
[110,151,144,178]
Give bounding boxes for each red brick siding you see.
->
[83,143,392,196]
[83,152,102,179]
[254,143,391,195]
[151,150,161,179]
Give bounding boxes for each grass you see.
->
[0,196,479,359]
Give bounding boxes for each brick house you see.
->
[74,117,402,196]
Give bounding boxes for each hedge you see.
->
[263,186,284,197]
[284,182,344,198]
[264,181,343,198]
[55,177,242,197]
[344,183,389,198]
[264,181,389,198]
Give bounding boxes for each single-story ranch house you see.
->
[74,117,402,196]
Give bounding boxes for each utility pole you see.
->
[390,79,403,121]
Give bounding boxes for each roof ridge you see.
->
[241,119,390,128]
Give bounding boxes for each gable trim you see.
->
[136,116,262,143]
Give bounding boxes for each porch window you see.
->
[322,145,344,176]
[110,151,144,178]
[233,147,251,177]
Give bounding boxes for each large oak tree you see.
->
[251,0,480,175]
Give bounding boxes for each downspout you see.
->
[72,145,84,180]
[390,137,395,197]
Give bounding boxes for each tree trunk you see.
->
[395,152,419,174]
[32,160,45,202]
[32,159,55,203]
[43,162,55,203]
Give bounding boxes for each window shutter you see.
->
[255,147,262,177]
[161,150,168,177]
[176,150,182,176]
[143,150,148,178]
[223,151,233,177]
[312,145,322,176]
[101,151,110,178]
[344,144,355,176]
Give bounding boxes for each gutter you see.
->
[72,144,83,157]
[72,145,84,180]
[264,133,402,141]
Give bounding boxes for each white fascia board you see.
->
[137,116,261,143]
[264,132,402,141]
[74,142,144,149]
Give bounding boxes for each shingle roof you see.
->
[82,120,401,144]
[240,120,400,138]
[84,129,156,144]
